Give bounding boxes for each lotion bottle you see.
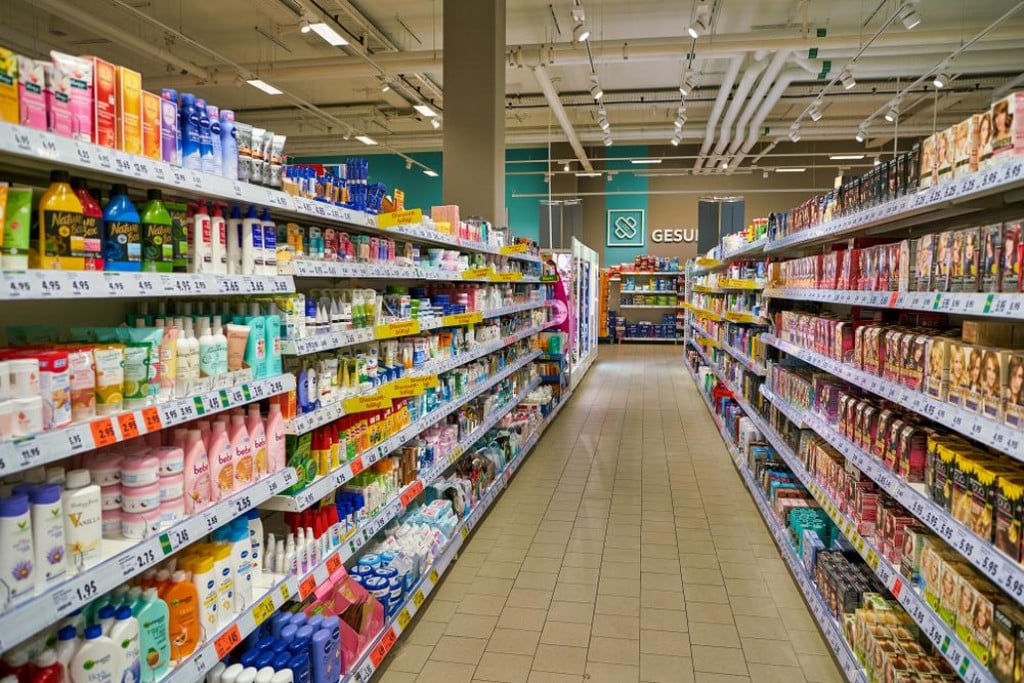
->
[69,625,120,683]
[29,484,67,586]
[260,208,276,276]
[191,200,212,274]
[183,430,212,513]
[198,318,217,379]
[136,588,170,680]
[242,205,262,276]
[208,421,234,501]
[227,205,242,275]
[0,494,36,603]
[230,414,254,489]
[62,470,101,571]
[264,404,285,473]
[109,606,140,683]
[246,406,268,477]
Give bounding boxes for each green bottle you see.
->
[141,189,173,273]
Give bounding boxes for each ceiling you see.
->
[2,0,1023,174]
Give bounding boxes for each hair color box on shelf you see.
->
[991,92,1024,163]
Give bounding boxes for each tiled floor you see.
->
[375,345,845,683]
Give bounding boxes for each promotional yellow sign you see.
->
[441,312,484,327]
[461,267,493,280]
[342,394,393,413]
[374,320,421,339]
[377,208,423,228]
[499,243,529,254]
[489,272,523,282]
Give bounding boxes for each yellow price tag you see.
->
[280,584,291,602]
[489,272,524,282]
[412,590,425,608]
[499,243,529,254]
[396,608,411,630]
[461,267,492,280]
[441,312,484,327]
[342,394,393,413]
[376,208,423,228]
[460,527,468,539]
[429,569,440,583]
[375,320,421,340]
[252,595,277,626]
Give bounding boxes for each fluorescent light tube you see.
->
[423,169,439,177]
[575,172,602,177]
[246,79,282,95]
[630,159,662,164]
[829,154,865,160]
[776,167,806,172]
[414,104,438,117]
[308,22,348,46]
[355,135,377,146]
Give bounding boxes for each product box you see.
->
[141,90,161,161]
[936,127,955,183]
[934,232,954,292]
[115,65,142,155]
[953,117,974,178]
[1002,219,1023,293]
[44,63,73,138]
[915,234,936,291]
[992,602,1023,683]
[159,94,178,164]
[1004,351,1024,427]
[90,56,116,148]
[48,51,92,143]
[961,226,981,293]
[907,144,921,193]
[17,56,45,130]
[980,223,1003,293]
[949,230,966,292]
[920,134,936,189]
[946,341,970,407]
[962,320,1019,347]
[0,47,17,124]
[991,92,1024,163]
[977,110,995,170]
[964,345,986,415]
[900,525,929,586]
[995,475,1024,562]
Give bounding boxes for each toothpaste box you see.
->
[90,56,116,148]
[991,92,1024,163]
[141,90,161,160]
[0,47,17,124]
[17,56,46,130]
[115,65,141,154]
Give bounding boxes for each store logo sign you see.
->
[606,209,646,247]
[651,228,698,243]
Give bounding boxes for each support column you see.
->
[442,0,505,224]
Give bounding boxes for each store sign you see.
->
[651,228,698,243]
[606,209,646,247]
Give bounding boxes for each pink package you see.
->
[308,566,386,673]
[49,51,93,142]
[17,56,46,130]
[44,62,72,137]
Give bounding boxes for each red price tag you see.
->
[400,481,425,507]
[214,624,242,659]
[887,292,899,308]
[891,578,903,598]
[141,406,162,433]
[298,574,317,600]
[117,413,140,440]
[349,457,365,476]
[89,418,118,447]
[325,553,342,574]
[369,628,398,667]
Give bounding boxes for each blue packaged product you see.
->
[254,649,276,669]
[290,613,308,629]
[220,110,238,181]
[207,104,223,177]
[310,628,335,683]
[280,624,298,645]
[239,649,260,668]
[161,88,181,165]
[272,649,293,671]
[363,575,390,605]
[197,98,214,174]
[270,612,292,639]
[290,652,312,683]
[179,93,201,170]
[306,615,324,632]
[103,184,142,271]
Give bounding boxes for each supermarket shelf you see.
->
[280,302,545,356]
[758,387,808,428]
[721,236,768,262]
[281,259,539,283]
[719,341,769,377]
[285,324,545,435]
[692,285,724,294]
[764,287,1024,320]
[681,303,723,322]
[617,289,678,294]
[740,402,994,683]
[261,350,542,511]
[1,271,294,301]
[609,271,684,281]
[619,304,678,310]
[761,334,1024,461]
[765,157,1024,254]
[0,466,298,653]
[722,311,768,325]
[0,374,295,477]
[0,121,538,262]
[758,386,1024,611]
[618,337,679,342]
[719,278,765,291]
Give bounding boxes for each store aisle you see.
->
[376,345,844,683]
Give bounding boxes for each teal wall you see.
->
[294,149,550,242]
[601,145,649,265]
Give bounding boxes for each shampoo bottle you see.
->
[212,316,229,377]
[109,606,140,683]
[136,588,170,680]
[0,494,36,604]
[197,98,214,175]
[54,625,78,676]
[140,189,173,273]
[32,649,65,683]
[264,313,282,377]
[191,201,212,274]
[62,469,101,571]
[229,414,254,489]
[29,484,67,587]
[244,305,267,379]
[180,93,201,170]
[101,185,142,272]
[211,204,227,275]
[208,421,234,500]
[70,179,104,271]
[35,170,84,270]
[69,625,120,683]
[165,570,199,661]
[207,105,223,177]
[198,318,217,379]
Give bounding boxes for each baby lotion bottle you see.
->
[136,588,170,680]
[246,406,268,477]
[0,494,36,604]
[69,625,120,683]
[190,555,218,640]
[198,318,217,380]
[109,606,140,683]
[165,570,199,660]
[230,519,253,611]
[62,470,102,571]
[263,404,284,473]
[210,541,235,627]
[29,484,67,586]
[230,414,254,488]
[208,421,234,500]
[183,430,212,513]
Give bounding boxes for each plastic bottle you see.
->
[165,570,199,661]
[260,208,276,276]
[0,494,35,604]
[180,93,201,170]
[220,110,238,182]
[207,105,223,177]
[211,204,227,275]
[197,98,214,175]
[241,205,262,276]
[246,406,268,477]
[61,470,102,571]
[235,669,257,683]
[264,404,285,473]
[101,185,142,272]
[192,201,212,274]
[97,604,116,635]
[208,421,234,500]
[69,625,120,683]
[140,189,173,273]
[135,588,170,680]
[245,509,263,581]
[244,305,267,379]
[269,671,292,683]
[198,318,217,380]
[183,429,212,514]
[254,668,274,683]
[207,662,227,683]
[220,664,243,683]
[31,650,64,683]
[174,317,192,397]
[210,542,235,626]
[226,206,242,275]
[70,179,104,271]
[29,484,67,587]
[264,313,282,377]
[186,318,201,386]
[212,316,229,377]
[230,518,253,611]
[109,606,140,683]
[229,414,254,489]
[54,625,78,678]
[191,556,219,640]
[36,170,84,270]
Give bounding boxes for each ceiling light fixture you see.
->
[576,172,602,177]
[571,5,589,42]
[686,25,699,39]
[776,167,806,173]
[589,73,603,101]
[431,118,441,129]
[671,135,681,146]
[884,105,899,122]
[840,70,856,90]
[355,135,377,145]
[788,125,801,143]
[300,19,312,33]
[679,72,697,97]
[809,107,823,122]
[830,154,865,160]
[598,117,610,131]
[563,162,571,172]
[689,15,709,37]
[413,103,438,117]
[381,81,391,93]
[306,21,348,46]
[246,79,283,95]
[720,161,728,169]
[604,137,613,147]
[932,72,950,89]
[405,160,413,170]
[873,157,882,166]
[675,116,686,129]
[630,159,662,165]
[423,169,439,177]
[898,4,922,30]
[855,127,867,143]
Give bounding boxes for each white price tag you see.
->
[34,272,64,297]
[5,272,32,299]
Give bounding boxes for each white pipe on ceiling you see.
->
[728,50,792,157]
[705,52,769,171]
[533,66,595,173]
[730,68,810,169]
[693,56,743,173]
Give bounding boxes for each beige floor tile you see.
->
[786,629,828,656]
[681,567,725,586]
[415,660,477,683]
[694,673,750,683]
[531,644,589,674]
[599,576,642,597]
[478,561,522,580]
[603,547,641,563]
[601,561,642,579]
[430,636,488,665]
[498,606,549,631]
[732,615,781,640]
[641,543,680,560]
[558,566,600,585]
[507,588,554,609]
[547,600,594,624]
[458,594,509,617]
[741,639,799,667]
[528,543,568,559]
[540,620,592,647]
[724,578,768,598]
[718,562,762,581]
[584,661,641,683]
[388,643,435,673]
[642,572,684,592]
[640,589,686,610]
[514,571,559,592]
[683,585,730,604]
[641,607,688,632]
[526,672,584,683]
[642,557,682,574]
[591,613,640,639]
[727,597,780,619]
[588,636,640,665]
[473,652,534,683]
[422,599,459,623]
[746,663,807,683]
[522,557,563,574]
[444,614,499,639]
[640,654,696,683]
[595,593,642,617]
[689,623,741,648]
[470,577,516,597]
[797,654,844,683]
[552,581,598,604]
[691,645,749,676]
[562,552,602,568]
[679,553,719,569]
[376,671,418,683]
[407,620,448,647]
[777,607,816,632]
[486,628,541,656]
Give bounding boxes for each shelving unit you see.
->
[607,268,685,343]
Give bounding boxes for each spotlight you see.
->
[405,160,413,170]
[788,125,801,143]
[381,81,390,93]
[589,80,603,101]
[855,128,867,143]
[599,117,610,131]
[674,115,686,130]
[300,19,312,33]
[809,106,823,122]
[884,105,899,123]
[671,135,681,146]
[689,15,709,37]
[686,25,699,39]
[563,162,571,172]
[431,118,441,129]
[873,157,881,166]
[898,4,921,30]
[679,72,697,97]
[573,22,590,43]
[840,70,856,90]
[720,160,728,169]
[604,137,613,147]
[933,72,950,89]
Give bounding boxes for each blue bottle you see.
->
[289,652,312,683]
[197,98,214,174]
[180,94,201,170]
[221,110,238,181]
[207,105,223,177]
[102,184,142,271]
[270,613,292,640]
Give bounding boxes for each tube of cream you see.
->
[225,324,251,372]
[269,135,287,188]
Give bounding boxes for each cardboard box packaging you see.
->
[141,90,161,160]
[0,47,17,125]
[90,56,116,148]
[991,92,1024,163]
[115,65,141,154]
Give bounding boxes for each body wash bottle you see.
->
[62,469,102,571]
[183,430,212,513]
[0,494,36,603]
[136,588,170,680]
[244,305,267,379]
[69,626,120,683]
[109,606,140,683]
[29,484,67,587]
